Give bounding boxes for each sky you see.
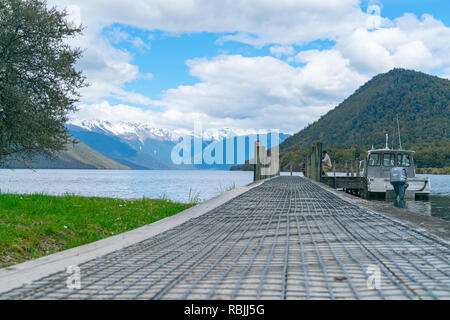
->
[48,0,450,134]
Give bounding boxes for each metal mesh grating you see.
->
[1,176,449,300]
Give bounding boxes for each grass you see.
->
[0,194,192,268]
[217,183,236,195]
[158,189,202,204]
[187,188,202,204]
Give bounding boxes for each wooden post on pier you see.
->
[333,160,337,189]
[317,142,323,182]
[356,159,360,177]
[290,162,293,176]
[306,153,310,178]
[303,142,322,182]
[310,146,316,181]
[253,140,280,181]
[346,161,349,176]
[253,141,261,181]
[304,150,309,179]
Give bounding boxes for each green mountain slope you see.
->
[3,140,130,169]
[279,68,450,170]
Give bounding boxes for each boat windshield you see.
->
[368,153,380,166]
[383,153,395,167]
[397,154,411,166]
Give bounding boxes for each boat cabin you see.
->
[366,149,416,178]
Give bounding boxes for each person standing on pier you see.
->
[322,150,332,176]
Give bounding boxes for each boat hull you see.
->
[367,177,431,200]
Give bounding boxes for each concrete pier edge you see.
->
[0,178,268,294]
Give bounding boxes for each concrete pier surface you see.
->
[1,176,449,300]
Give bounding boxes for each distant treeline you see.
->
[279,141,449,172]
[416,167,450,175]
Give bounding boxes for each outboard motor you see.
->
[390,167,408,202]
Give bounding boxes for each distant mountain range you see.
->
[3,140,129,169]
[8,68,445,171]
[278,68,450,170]
[68,121,290,170]
[3,120,290,169]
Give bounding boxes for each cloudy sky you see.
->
[48,0,450,133]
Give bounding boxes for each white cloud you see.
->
[49,0,370,46]
[107,27,131,44]
[142,73,154,80]
[270,45,295,58]
[74,33,145,103]
[46,1,450,132]
[442,68,450,80]
[107,27,151,51]
[51,4,154,106]
[73,101,208,130]
[337,14,450,75]
[132,37,151,51]
[74,53,368,132]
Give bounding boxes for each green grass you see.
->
[217,183,236,195]
[187,188,202,204]
[0,194,192,268]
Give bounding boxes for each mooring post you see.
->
[253,140,261,181]
[305,155,308,178]
[260,145,267,179]
[333,160,337,189]
[308,149,312,179]
[310,147,316,180]
[290,162,293,176]
[350,160,354,177]
[363,177,369,199]
[356,159,360,177]
[346,161,349,176]
[317,142,323,182]
[311,144,318,181]
[306,154,310,178]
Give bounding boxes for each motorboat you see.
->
[365,135,431,200]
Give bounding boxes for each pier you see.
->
[0,176,449,300]
[301,141,368,198]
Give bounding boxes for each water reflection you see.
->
[394,199,406,209]
[393,198,432,216]
[378,195,450,221]
[329,173,449,221]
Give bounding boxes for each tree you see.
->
[0,0,86,166]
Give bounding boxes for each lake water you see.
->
[0,169,448,221]
[0,169,254,203]
[377,174,450,222]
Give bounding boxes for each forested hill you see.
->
[279,68,450,170]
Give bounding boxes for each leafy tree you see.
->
[0,0,86,166]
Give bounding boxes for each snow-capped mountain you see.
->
[68,119,277,142]
[69,119,186,142]
[67,119,291,170]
